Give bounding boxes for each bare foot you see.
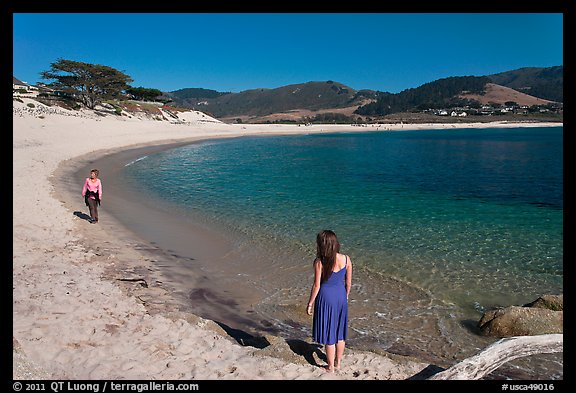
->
[324,365,335,373]
[334,360,341,369]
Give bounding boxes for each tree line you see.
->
[40,59,163,109]
[354,76,491,116]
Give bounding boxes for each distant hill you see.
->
[355,67,562,118]
[164,87,229,102]
[163,66,562,122]
[459,83,554,107]
[166,81,378,121]
[487,66,563,103]
[355,75,491,117]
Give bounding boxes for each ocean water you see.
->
[120,126,563,379]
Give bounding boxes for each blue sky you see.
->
[13,13,563,94]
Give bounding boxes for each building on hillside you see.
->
[13,76,38,96]
[13,76,28,89]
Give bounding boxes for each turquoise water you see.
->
[121,126,563,378]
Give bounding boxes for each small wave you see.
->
[125,155,148,167]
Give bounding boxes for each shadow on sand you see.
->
[215,321,326,367]
[73,211,92,222]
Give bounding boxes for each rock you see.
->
[523,294,563,311]
[478,306,563,337]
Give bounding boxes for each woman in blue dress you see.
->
[306,230,353,372]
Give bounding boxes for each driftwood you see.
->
[428,334,563,380]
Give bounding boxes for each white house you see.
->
[13,76,38,96]
[13,76,29,90]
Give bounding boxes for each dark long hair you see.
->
[316,230,340,282]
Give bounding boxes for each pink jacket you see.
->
[82,178,102,200]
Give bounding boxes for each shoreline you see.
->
[13,98,562,379]
[63,125,563,380]
[59,138,282,337]
[62,136,442,356]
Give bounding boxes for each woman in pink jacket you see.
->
[82,169,102,223]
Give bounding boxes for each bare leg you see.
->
[324,344,335,372]
[335,340,345,369]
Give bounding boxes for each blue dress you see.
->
[312,256,348,345]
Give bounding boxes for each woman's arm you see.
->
[81,179,88,196]
[97,179,103,199]
[306,258,322,315]
[345,256,353,299]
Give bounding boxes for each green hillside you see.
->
[166,81,377,117]
[354,76,490,116]
[162,66,562,121]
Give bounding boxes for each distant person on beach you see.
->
[306,230,353,372]
[82,169,102,223]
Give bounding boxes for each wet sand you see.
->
[56,137,287,338]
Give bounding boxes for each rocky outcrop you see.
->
[478,295,563,337]
[523,294,563,311]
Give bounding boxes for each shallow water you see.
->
[117,127,563,379]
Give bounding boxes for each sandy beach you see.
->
[13,97,562,380]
